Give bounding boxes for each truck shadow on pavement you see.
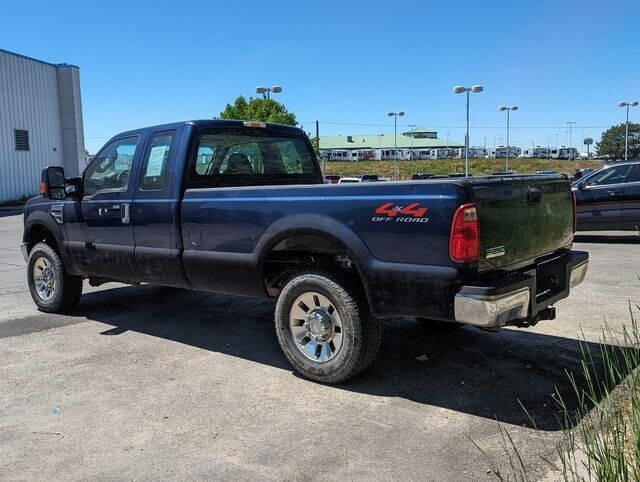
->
[66,283,637,432]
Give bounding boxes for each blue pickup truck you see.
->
[22,120,588,382]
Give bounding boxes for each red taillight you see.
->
[571,192,577,233]
[449,203,479,263]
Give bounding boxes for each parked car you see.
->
[337,177,361,183]
[411,173,435,180]
[572,161,640,231]
[23,120,588,383]
[323,175,340,184]
[359,174,380,182]
[572,168,594,181]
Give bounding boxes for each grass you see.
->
[474,301,640,481]
[321,158,603,179]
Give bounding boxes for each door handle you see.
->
[121,203,130,224]
[97,205,121,216]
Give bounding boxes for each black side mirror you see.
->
[578,181,587,191]
[40,166,66,199]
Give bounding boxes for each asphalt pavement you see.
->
[1,209,639,480]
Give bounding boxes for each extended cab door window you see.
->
[140,131,175,189]
[84,136,139,197]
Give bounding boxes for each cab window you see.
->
[140,131,175,189]
[586,164,631,186]
[84,136,139,197]
[190,127,318,183]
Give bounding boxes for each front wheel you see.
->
[274,273,381,383]
[27,242,83,313]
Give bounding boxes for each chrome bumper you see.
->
[454,258,589,328]
[454,287,530,327]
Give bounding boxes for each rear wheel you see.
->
[275,272,381,383]
[27,242,83,313]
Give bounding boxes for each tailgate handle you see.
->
[527,188,542,206]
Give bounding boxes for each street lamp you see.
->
[499,105,518,172]
[408,123,417,160]
[453,84,484,176]
[566,121,576,156]
[387,111,405,179]
[619,101,639,161]
[255,85,283,99]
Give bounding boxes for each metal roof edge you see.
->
[0,48,79,69]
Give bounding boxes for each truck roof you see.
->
[111,119,305,140]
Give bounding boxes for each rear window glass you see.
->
[190,128,318,181]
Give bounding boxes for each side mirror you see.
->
[578,181,587,191]
[40,166,66,199]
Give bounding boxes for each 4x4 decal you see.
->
[372,202,429,223]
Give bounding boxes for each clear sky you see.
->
[2,0,639,153]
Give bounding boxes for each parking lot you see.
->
[0,209,639,480]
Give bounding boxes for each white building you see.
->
[0,49,85,202]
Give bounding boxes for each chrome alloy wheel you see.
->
[33,256,56,301]
[289,291,343,362]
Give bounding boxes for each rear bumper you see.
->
[454,250,589,328]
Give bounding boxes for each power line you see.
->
[306,121,609,130]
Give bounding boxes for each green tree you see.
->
[219,96,297,126]
[307,134,321,159]
[596,122,640,159]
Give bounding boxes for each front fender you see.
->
[23,209,79,275]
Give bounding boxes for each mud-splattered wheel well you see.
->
[25,224,61,257]
[263,234,362,297]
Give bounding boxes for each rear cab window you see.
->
[188,127,320,186]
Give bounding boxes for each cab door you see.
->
[623,164,640,230]
[130,127,190,287]
[65,135,142,281]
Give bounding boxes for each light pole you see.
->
[387,111,404,179]
[618,101,638,161]
[499,105,518,172]
[566,121,576,156]
[453,85,484,177]
[408,123,417,160]
[255,85,283,99]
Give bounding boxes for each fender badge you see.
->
[486,246,506,258]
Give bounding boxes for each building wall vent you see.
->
[14,129,29,151]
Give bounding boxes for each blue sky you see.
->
[1,0,639,153]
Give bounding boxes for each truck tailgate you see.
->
[470,175,573,271]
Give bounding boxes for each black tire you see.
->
[275,272,381,383]
[416,318,465,330]
[27,242,83,313]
